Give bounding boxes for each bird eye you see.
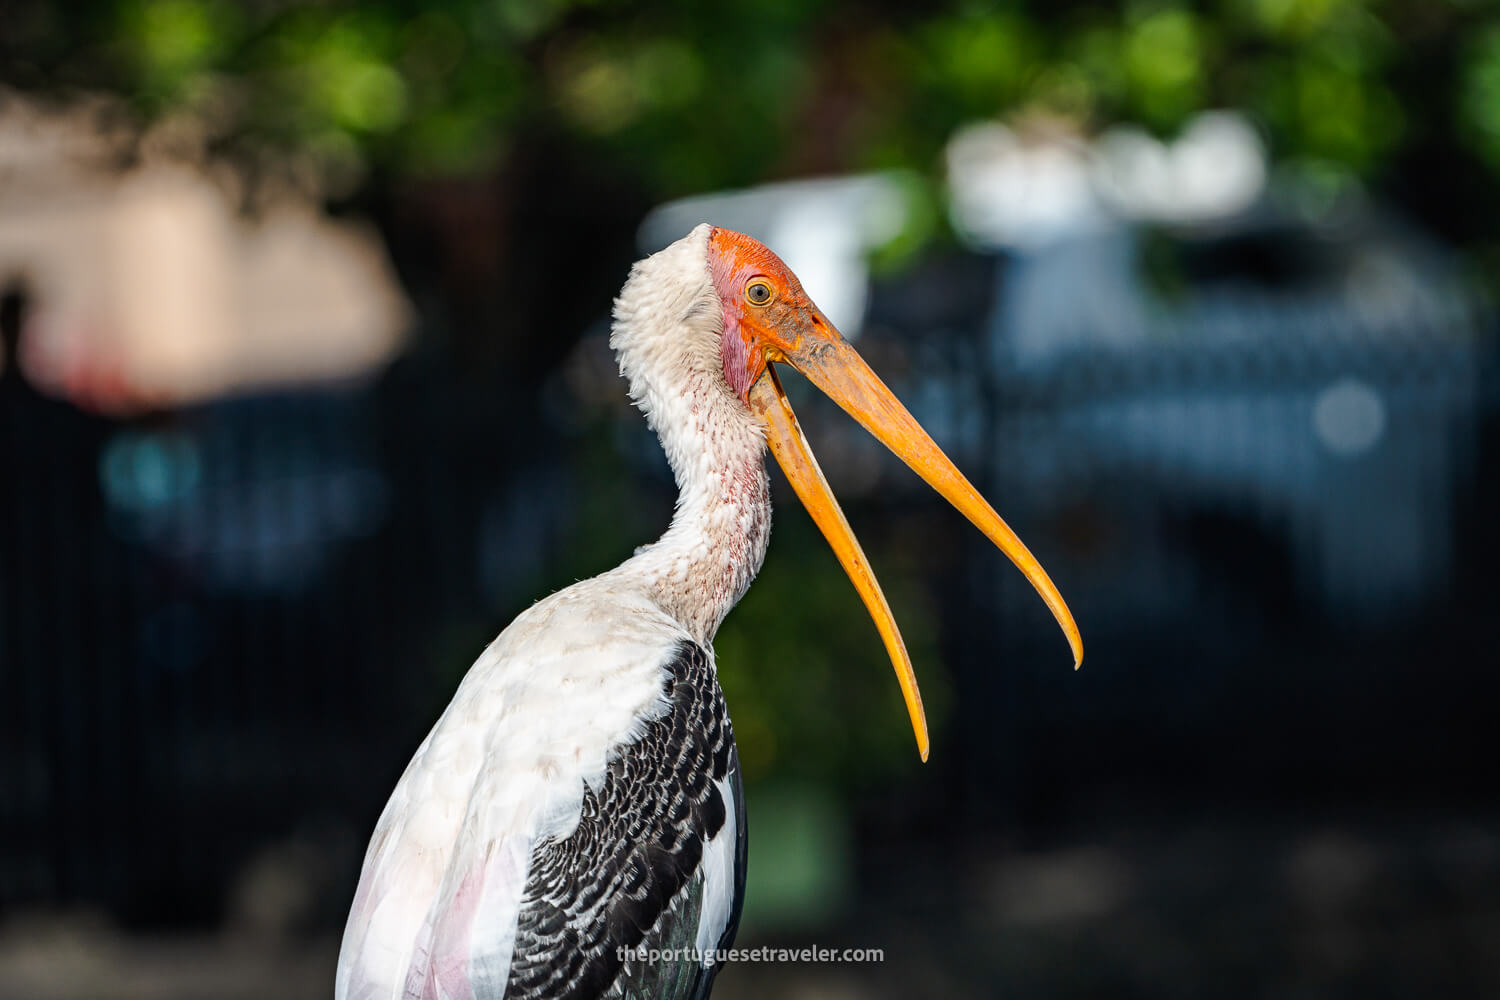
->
[745,280,774,306]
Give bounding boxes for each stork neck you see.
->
[626,400,771,646]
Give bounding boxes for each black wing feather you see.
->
[504,641,744,1000]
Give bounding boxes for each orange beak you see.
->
[746,316,1082,762]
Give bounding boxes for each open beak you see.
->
[746,319,1082,762]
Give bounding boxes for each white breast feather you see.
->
[695,774,739,957]
[335,575,693,1000]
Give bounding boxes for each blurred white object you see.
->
[946,121,1102,248]
[639,174,910,337]
[1094,112,1266,224]
[946,110,1268,250]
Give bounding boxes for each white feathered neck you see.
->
[608,224,772,644]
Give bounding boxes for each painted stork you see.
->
[336,225,1082,999]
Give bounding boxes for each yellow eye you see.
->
[745,280,774,306]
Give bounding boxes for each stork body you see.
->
[337,225,1082,999]
[338,228,769,999]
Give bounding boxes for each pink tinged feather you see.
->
[412,866,484,1000]
[401,835,531,1000]
[707,233,755,400]
[720,318,751,400]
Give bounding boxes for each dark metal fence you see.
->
[1,231,1495,925]
[0,321,574,923]
[861,241,1498,822]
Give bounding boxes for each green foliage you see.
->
[121,0,236,100]
[3,0,1485,211]
[1125,7,1207,127]
[1461,24,1500,167]
[713,512,951,792]
[737,781,854,930]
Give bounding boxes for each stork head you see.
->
[704,226,1082,762]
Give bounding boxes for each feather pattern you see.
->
[504,641,744,1000]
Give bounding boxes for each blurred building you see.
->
[0,90,408,414]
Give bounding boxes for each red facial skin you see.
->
[706,226,836,402]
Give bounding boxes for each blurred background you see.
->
[2,1,1498,997]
